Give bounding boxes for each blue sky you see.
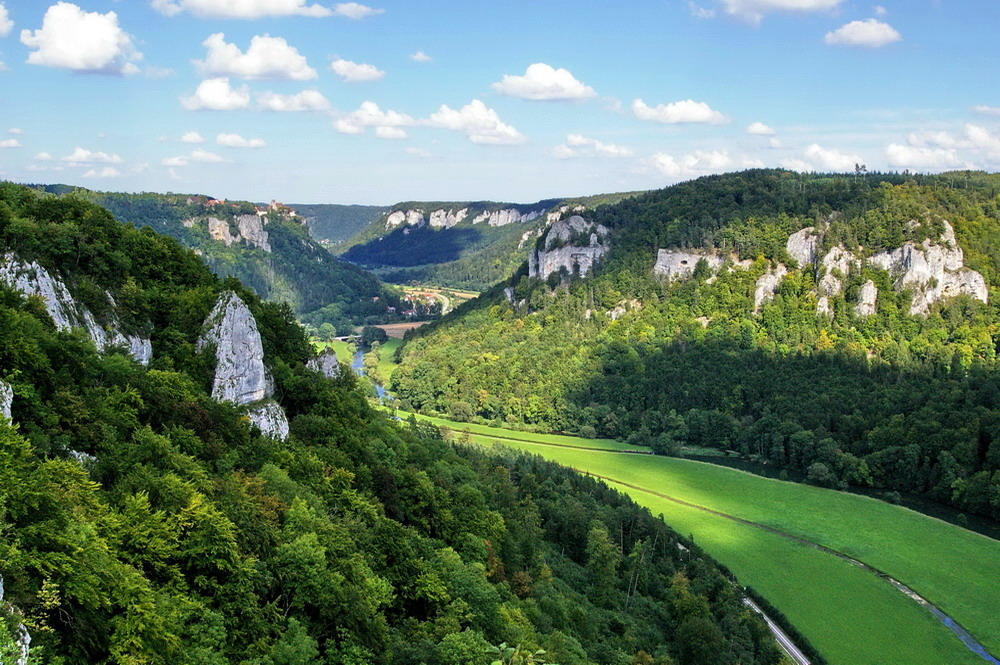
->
[0,0,997,204]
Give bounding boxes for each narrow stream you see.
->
[352,349,390,402]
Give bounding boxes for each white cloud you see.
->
[647,150,734,178]
[889,124,1000,166]
[335,101,414,136]
[181,78,251,111]
[0,3,12,37]
[689,2,716,18]
[196,33,316,80]
[333,3,383,18]
[145,66,175,79]
[874,5,887,16]
[152,0,333,18]
[720,0,843,23]
[554,133,633,159]
[885,144,961,169]
[972,105,1000,116]
[632,98,728,124]
[0,139,20,149]
[425,99,525,145]
[331,58,384,82]
[7,128,21,135]
[746,121,776,135]
[82,167,122,178]
[35,152,53,161]
[492,63,596,101]
[405,147,431,158]
[257,89,331,112]
[409,50,432,63]
[217,132,266,148]
[768,137,782,149]
[825,18,901,47]
[181,131,206,143]
[62,147,123,164]
[162,155,189,167]
[20,2,142,75]
[191,148,225,162]
[781,143,862,172]
[965,124,1000,162]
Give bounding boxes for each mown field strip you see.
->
[407,414,997,665]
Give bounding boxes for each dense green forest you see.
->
[391,170,1000,521]
[30,186,402,334]
[0,184,788,665]
[292,203,387,245]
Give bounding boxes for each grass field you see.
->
[403,411,999,665]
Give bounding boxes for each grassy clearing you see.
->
[406,411,998,665]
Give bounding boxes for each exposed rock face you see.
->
[503,286,515,304]
[208,217,234,246]
[607,299,642,321]
[528,216,610,280]
[1,380,11,421]
[754,264,788,311]
[236,214,271,252]
[197,291,288,439]
[546,206,569,224]
[653,250,725,280]
[182,218,196,228]
[856,280,878,316]
[385,209,426,229]
[0,576,30,665]
[786,227,820,267]
[307,348,341,379]
[428,208,468,229]
[473,208,542,227]
[0,253,152,364]
[870,221,987,315]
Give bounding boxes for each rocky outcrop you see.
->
[869,221,987,315]
[428,208,468,229]
[307,348,341,379]
[786,227,820,268]
[856,280,878,316]
[653,250,725,280]
[528,216,610,281]
[754,264,788,311]
[607,299,642,321]
[384,210,426,229]
[473,208,542,227]
[235,214,271,252]
[1,380,11,421]
[0,253,152,364]
[197,291,288,439]
[208,217,235,246]
[0,576,30,665]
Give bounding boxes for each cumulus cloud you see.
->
[647,150,734,178]
[20,2,142,75]
[553,133,633,159]
[492,63,596,101]
[180,131,205,143]
[0,3,12,37]
[972,105,1000,116]
[7,128,21,135]
[780,143,862,172]
[331,58,384,82]
[632,98,728,124]
[217,132,266,148]
[334,101,414,137]
[152,0,333,18]
[82,167,122,178]
[720,0,843,23]
[409,51,432,63]
[688,2,716,18]
[333,3,383,18]
[425,99,525,145]
[0,139,20,149]
[181,78,251,111]
[162,148,227,167]
[35,152,53,161]
[196,33,316,80]
[257,89,331,112]
[825,18,901,47]
[62,147,123,164]
[883,124,1000,169]
[885,144,961,169]
[746,121,776,135]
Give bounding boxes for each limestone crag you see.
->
[208,217,235,246]
[856,280,878,316]
[653,250,725,280]
[428,208,469,229]
[197,291,289,439]
[0,253,152,364]
[1,380,11,421]
[235,214,271,252]
[869,221,987,315]
[528,216,610,280]
[0,576,31,665]
[384,209,426,229]
[307,348,341,379]
[786,227,820,267]
[473,208,542,227]
[754,264,788,311]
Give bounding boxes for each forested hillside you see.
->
[293,203,387,245]
[33,186,402,334]
[391,170,1000,521]
[0,183,787,665]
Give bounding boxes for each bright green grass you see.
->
[375,338,402,381]
[411,412,998,665]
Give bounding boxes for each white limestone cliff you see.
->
[528,216,610,281]
[653,250,726,281]
[786,227,820,267]
[856,280,878,316]
[0,253,152,364]
[197,291,288,439]
[235,214,271,252]
[754,264,788,312]
[428,208,469,229]
[0,576,30,665]
[208,217,235,246]
[473,208,542,227]
[307,348,341,379]
[1,380,11,421]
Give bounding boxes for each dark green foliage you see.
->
[391,170,1000,520]
[292,204,387,244]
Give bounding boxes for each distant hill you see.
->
[337,192,644,290]
[292,203,387,244]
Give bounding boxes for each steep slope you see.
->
[37,187,402,334]
[392,169,1000,520]
[292,203,387,245]
[338,193,643,290]
[0,183,787,665]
